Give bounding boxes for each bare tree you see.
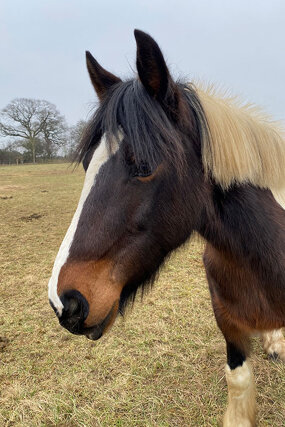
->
[0,98,67,163]
[67,120,88,160]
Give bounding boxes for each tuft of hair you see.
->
[118,271,158,315]
[193,83,285,191]
[77,80,187,174]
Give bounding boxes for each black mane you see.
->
[77,80,209,174]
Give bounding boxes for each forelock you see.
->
[77,80,188,172]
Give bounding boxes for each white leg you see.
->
[223,361,256,427]
[262,329,285,361]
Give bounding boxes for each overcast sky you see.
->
[1,0,284,127]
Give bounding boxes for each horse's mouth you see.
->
[85,327,103,341]
[52,291,119,340]
[83,301,119,340]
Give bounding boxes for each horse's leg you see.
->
[224,341,256,427]
[205,272,256,426]
[261,329,285,361]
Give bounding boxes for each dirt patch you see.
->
[0,185,25,192]
[0,336,9,352]
[20,213,44,222]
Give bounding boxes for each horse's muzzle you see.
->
[49,290,118,340]
[50,289,89,335]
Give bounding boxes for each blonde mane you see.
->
[194,84,285,201]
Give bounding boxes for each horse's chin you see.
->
[85,329,103,341]
[83,299,119,340]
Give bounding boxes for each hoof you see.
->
[268,352,279,361]
[262,330,285,362]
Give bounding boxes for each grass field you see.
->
[1,163,285,426]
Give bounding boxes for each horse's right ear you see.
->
[134,29,172,101]
[86,51,121,101]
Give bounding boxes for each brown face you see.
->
[48,133,173,339]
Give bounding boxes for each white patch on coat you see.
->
[48,134,118,316]
[262,329,285,361]
[223,361,256,427]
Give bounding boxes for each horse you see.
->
[48,30,285,426]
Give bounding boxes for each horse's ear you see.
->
[134,29,171,100]
[86,51,121,101]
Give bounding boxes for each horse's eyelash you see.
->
[129,161,152,177]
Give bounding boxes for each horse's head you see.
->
[48,30,207,340]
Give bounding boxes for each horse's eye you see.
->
[124,147,152,178]
[132,161,152,178]
[137,162,152,177]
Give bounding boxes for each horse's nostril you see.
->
[59,290,89,333]
[61,290,89,320]
[68,298,79,316]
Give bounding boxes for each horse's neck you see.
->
[198,184,285,274]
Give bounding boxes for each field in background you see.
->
[0,163,285,426]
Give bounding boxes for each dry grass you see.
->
[0,163,285,426]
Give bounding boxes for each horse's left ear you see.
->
[134,29,172,100]
[86,51,121,101]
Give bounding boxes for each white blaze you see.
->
[48,135,115,315]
